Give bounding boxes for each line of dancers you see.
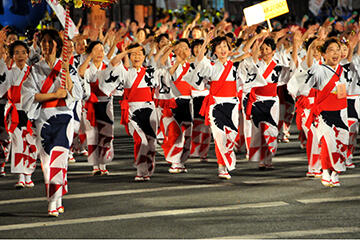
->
[0,13,359,217]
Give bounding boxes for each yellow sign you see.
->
[260,0,289,20]
[243,0,289,26]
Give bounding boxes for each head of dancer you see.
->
[39,29,63,59]
[86,41,105,66]
[9,40,29,69]
[320,38,341,68]
[260,37,276,62]
[211,36,231,63]
[127,43,146,69]
[173,39,191,61]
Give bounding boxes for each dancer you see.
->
[0,40,37,188]
[162,39,193,173]
[21,29,82,216]
[244,32,300,170]
[97,43,178,180]
[288,37,323,177]
[185,34,265,179]
[304,38,360,187]
[79,41,114,176]
[189,39,211,162]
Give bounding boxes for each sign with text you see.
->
[244,0,289,26]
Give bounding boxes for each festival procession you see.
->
[0,0,359,224]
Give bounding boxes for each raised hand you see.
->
[109,21,116,31]
[348,31,359,49]
[317,26,327,40]
[223,11,229,21]
[293,30,302,46]
[127,46,143,54]
[274,28,288,41]
[205,29,214,45]
[76,18,82,30]
[83,26,90,37]
[289,25,299,33]
[0,27,7,43]
[125,19,131,29]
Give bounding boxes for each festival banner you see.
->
[243,0,289,26]
[45,0,79,39]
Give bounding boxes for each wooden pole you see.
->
[60,4,71,88]
[267,18,272,32]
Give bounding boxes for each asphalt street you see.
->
[0,114,360,239]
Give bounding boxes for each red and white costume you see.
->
[244,52,295,168]
[185,57,264,172]
[301,61,360,176]
[161,62,193,171]
[21,59,82,202]
[288,60,322,176]
[97,63,177,178]
[83,61,114,171]
[0,62,37,180]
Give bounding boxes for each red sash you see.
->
[154,98,177,117]
[4,66,31,133]
[199,60,234,125]
[120,67,147,130]
[40,60,67,109]
[295,89,317,130]
[305,65,345,129]
[245,60,277,120]
[174,62,191,96]
[84,63,107,126]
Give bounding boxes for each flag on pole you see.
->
[46,0,79,39]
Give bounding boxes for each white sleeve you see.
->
[0,59,10,98]
[21,67,41,120]
[240,57,268,93]
[97,63,127,97]
[296,61,322,96]
[287,61,308,97]
[153,67,181,99]
[68,66,83,103]
[183,58,212,90]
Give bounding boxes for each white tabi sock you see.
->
[93,165,99,170]
[48,200,57,212]
[25,174,32,183]
[18,174,25,183]
[99,164,106,171]
[56,198,62,208]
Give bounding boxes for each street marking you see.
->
[242,177,305,184]
[158,156,308,164]
[0,183,228,206]
[207,226,360,239]
[242,173,360,184]
[272,156,307,162]
[68,161,129,167]
[298,195,360,204]
[67,171,131,176]
[0,201,288,231]
[3,173,358,186]
[341,173,360,179]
